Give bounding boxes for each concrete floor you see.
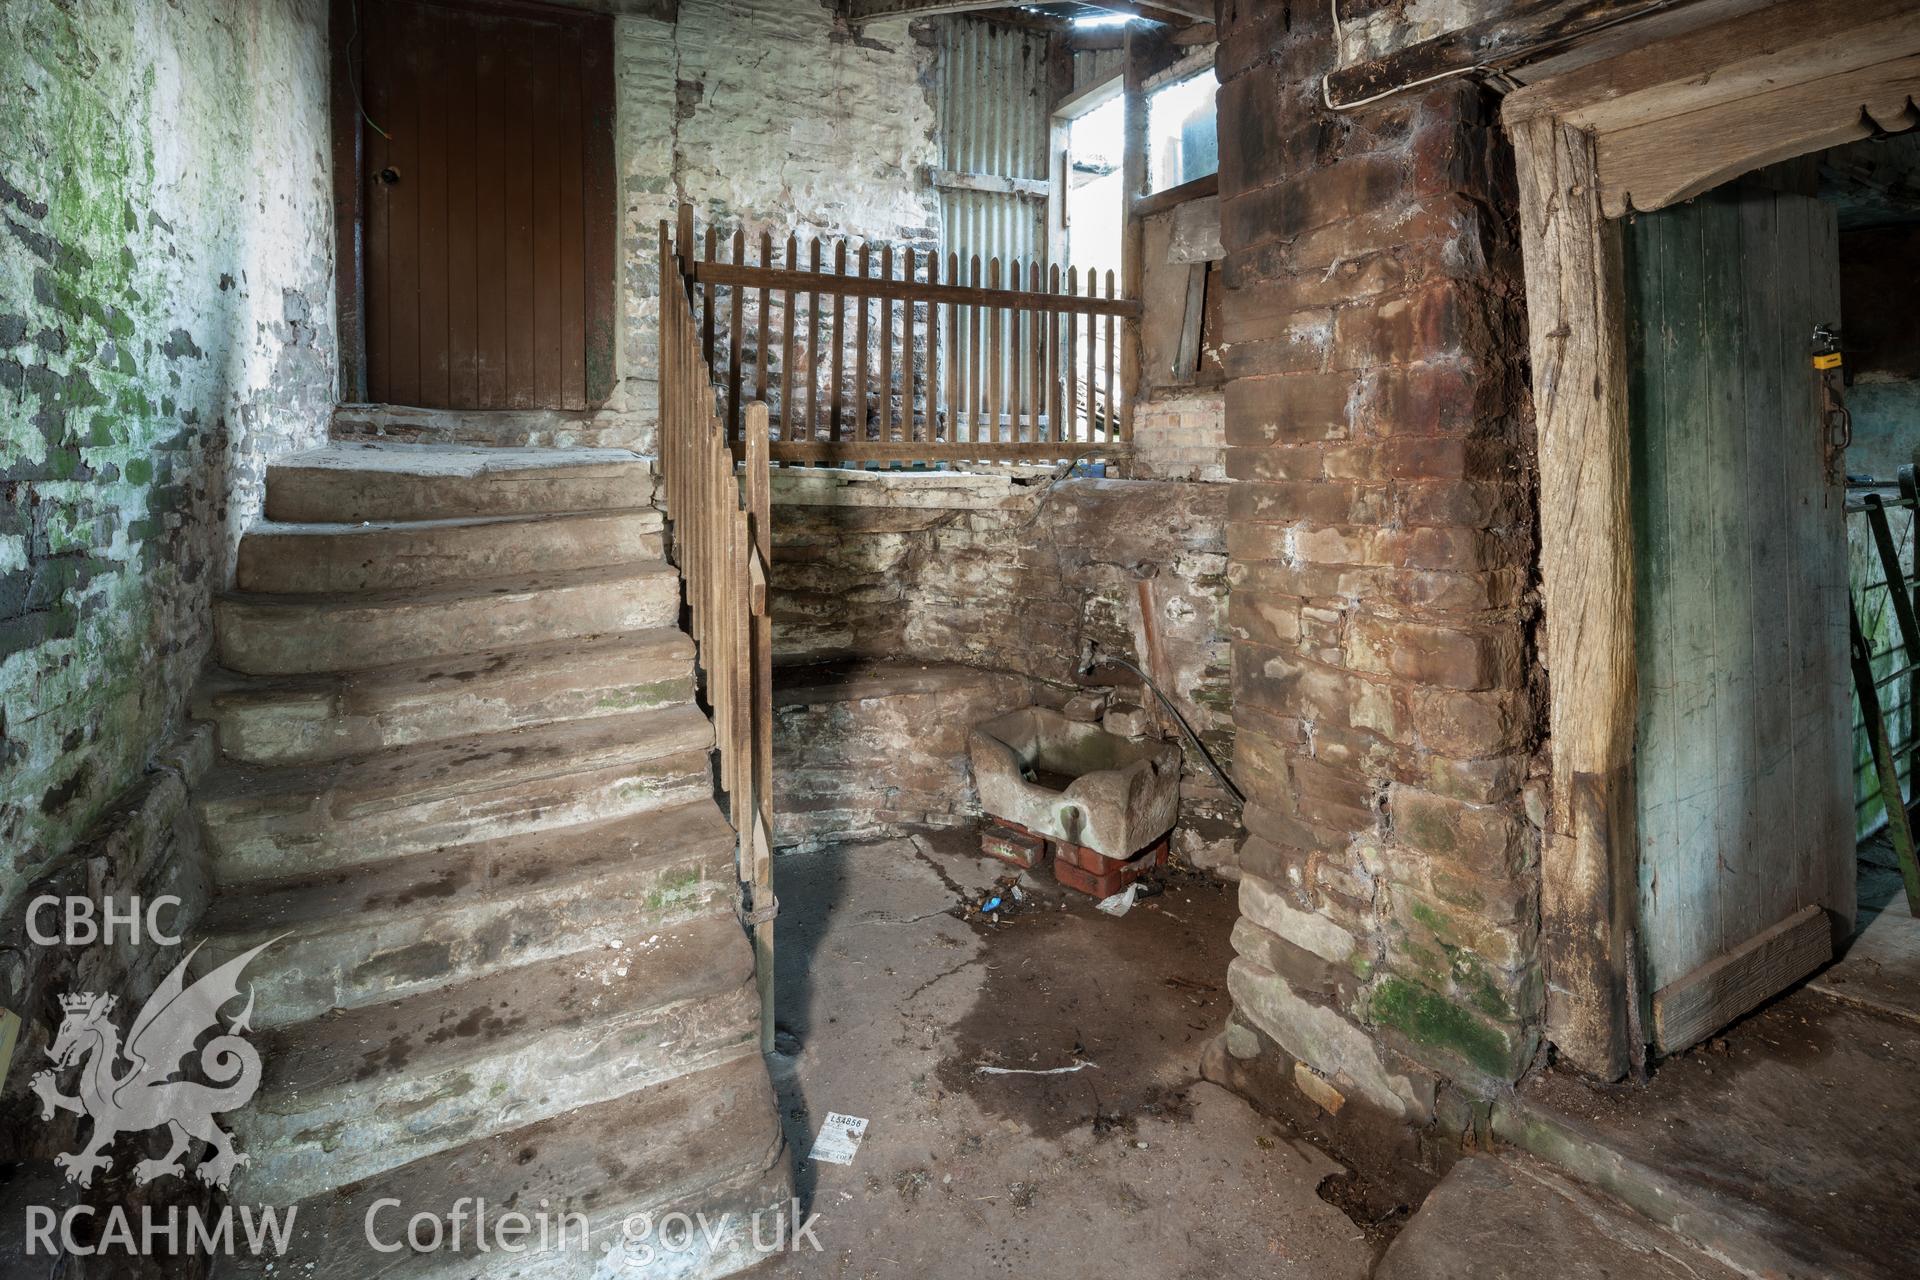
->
[764,829,1376,1280]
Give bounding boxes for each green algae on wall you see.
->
[0,0,336,914]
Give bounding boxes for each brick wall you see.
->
[1133,391,1228,482]
[0,0,336,917]
[1211,0,1542,1121]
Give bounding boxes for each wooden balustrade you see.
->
[667,204,1141,466]
[658,221,775,1051]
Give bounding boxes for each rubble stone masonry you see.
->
[1213,0,1543,1121]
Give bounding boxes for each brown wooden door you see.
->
[355,0,612,410]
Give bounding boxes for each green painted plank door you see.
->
[1627,184,1856,1028]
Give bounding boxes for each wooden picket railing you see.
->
[667,204,1141,466]
[658,221,776,1052]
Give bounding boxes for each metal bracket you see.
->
[738,886,779,929]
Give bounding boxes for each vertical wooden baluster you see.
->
[855,243,871,453]
[702,225,717,372]
[1007,257,1023,445]
[780,233,797,442]
[1029,260,1044,451]
[967,255,982,448]
[830,240,847,444]
[987,256,1002,447]
[1104,270,1118,445]
[879,244,894,450]
[1065,266,1079,445]
[903,247,918,447]
[806,238,822,441]
[755,231,771,411]
[1048,264,1062,444]
[1084,274,1098,444]
[926,252,941,446]
[727,228,746,441]
[743,399,774,1052]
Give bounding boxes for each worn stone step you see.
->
[196,628,695,766]
[1375,1152,1742,1280]
[197,706,715,882]
[223,1051,790,1279]
[264,441,655,523]
[236,508,665,594]
[228,913,762,1206]
[201,799,739,1028]
[215,560,681,676]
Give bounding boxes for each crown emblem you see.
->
[60,992,114,1016]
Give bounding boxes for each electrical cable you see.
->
[1082,640,1245,809]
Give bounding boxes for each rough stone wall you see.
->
[768,468,1240,872]
[1,0,336,914]
[615,2,941,441]
[1212,0,1541,1123]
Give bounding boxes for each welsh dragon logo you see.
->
[30,940,275,1190]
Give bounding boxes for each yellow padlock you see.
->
[1813,351,1842,370]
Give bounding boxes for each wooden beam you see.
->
[1054,72,1124,121]
[691,260,1142,318]
[931,168,1053,199]
[1508,111,1639,1081]
[1325,0,1686,109]
[1132,171,1217,219]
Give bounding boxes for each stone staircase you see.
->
[194,442,790,1277]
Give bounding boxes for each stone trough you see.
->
[968,706,1182,862]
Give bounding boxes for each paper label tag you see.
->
[808,1112,869,1165]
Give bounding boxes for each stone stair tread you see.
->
[199,625,693,704]
[225,1052,788,1279]
[202,796,735,938]
[265,443,655,523]
[253,911,753,1100]
[196,626,696,764]
[218,557,677,612]
[214,560,683,676]
[274,441,644,475]
[246,506,663,536]
[197,703,715,811]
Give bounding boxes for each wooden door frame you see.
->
[328,0,619,408]
[1501,0,1920,1079]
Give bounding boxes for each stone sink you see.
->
[968,706,1181,860]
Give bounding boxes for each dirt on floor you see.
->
[765,827,1377,1279]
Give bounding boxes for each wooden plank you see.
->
[926,252,941,444]
[879,245,894,443]
[580,14,616,406]
[855,243,872,446]
[966,255,983,441]
[1104,270,1118,439]
[1174,262,1207,383]
[1133,172,1219,220]
[329,0,368,403]
[830,240,846,441]
[756,231,773,409]
[702,225,717,377]
[1651,904,1832,1054]
[806,238,822,440]
[415,16,449,403]
[556,21,587,409]
[1047,265,1062,442]
[779,233,797,438]
[1507,111,1638,1079]
[727,227,746,440]
[1065,266,1079,442]
[385,3,421,406]
[987,257,1003,444]
[528,21,564,409]
[1029,260,1044,447]
[691,260,1141,317]
[931,168,1051,199]
[444,14,479,408]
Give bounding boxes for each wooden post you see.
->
[1121,28,1150,451]
[1510,112,1638,1080]
[744,401,775,1054]
[806,238,822,440]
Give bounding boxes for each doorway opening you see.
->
[331,0,616,410]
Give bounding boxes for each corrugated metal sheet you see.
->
[936,16,1050,272]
